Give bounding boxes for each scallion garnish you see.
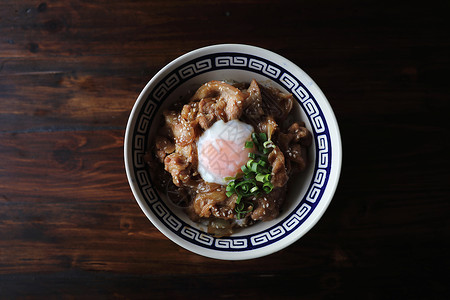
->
[255,173,266,183]
[263,181,274,193]
[258,160,267,168]
[250,161,259,172]
[236,194,242,205]
[225,131,278,219]
[250,186,259,193]
[251,133,258,143]
[259,133,267,142]
[235,201,253,219]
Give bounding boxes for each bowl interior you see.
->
[147,69,316,237]
[125,45,340,260]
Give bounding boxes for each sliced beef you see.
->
[190,188,228,218]
[243,79,265,119]
[268,146,289,187]
[260,84,294,121]
[191,81,247,125]
[155,136,175,163]
[251,187,286,221]
[164,153,192,187]
[276,122,311,174]
[163,110,198,146]
[257,116,278,140]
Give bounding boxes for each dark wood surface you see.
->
[1,0,449,299]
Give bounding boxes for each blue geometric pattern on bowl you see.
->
[131,52,331,251]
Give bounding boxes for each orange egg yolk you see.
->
[198,139,252,179]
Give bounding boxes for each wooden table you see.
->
[1,0,449,298]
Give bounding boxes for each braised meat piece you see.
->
[180,101,200,122]
[260,84,294,121]
[188,181,235,219]
[268,146,289,188]
[163,110,198,146]
[251,187,286,221]
[191,81,247,126]
[155,136,175,163]
[277,122,311,174]
[257,116,278,140]
[164,153,192,187]
[243,79,265,119]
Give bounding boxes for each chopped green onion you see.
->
[259,168,270,174]
[263,140,275,148]
[263,181,274,193]
[237,201,244,210]
[259,133,267,142]
[251,133,259,143]
[250,186,259,193]
[235,201,254,219]
[235,181,249,189]
[255,173,266,182]
[236,194,242,204]
[225,130,279,218]
[246,159,254,168]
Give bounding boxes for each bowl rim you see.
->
[124,43,342,260]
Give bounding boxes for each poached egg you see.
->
[197,119,254,185]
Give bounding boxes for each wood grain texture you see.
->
[1,0,449,299]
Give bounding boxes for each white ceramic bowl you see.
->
[124,44,342,260]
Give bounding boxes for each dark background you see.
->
[1,0,449,299]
